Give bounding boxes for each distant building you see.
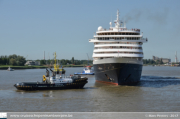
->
[25,61,40,66]
[164,62,171,66]
[152,56,171,63]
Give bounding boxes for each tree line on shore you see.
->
[38,57,92,65]
[0,54,26,66]
[0,55,92,66]
[0,54,168,66]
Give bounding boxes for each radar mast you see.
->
[115,10,120,28]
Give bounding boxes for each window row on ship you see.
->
[94,52,143,54]
[97,33,139,35]
[94,42,141,45]
[96,37,140,40]
[93,57,142,61]
[94,46,142,49]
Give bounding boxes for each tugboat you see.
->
[74,54,94,75]
[74,66,94,75]
[7,67,14,71]
[14,52,88,90]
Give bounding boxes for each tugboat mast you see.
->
[53,52,60,72]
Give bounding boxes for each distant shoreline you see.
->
[0,65,174,70]
[0,65,87,70]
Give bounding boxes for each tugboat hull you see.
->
[14,77,88,91]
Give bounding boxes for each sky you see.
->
[0,0,180,61]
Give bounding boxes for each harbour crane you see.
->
[87,53,90,65]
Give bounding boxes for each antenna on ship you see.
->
[109,22,112,28]
[115,9,120,29]
[124,20,126,28]
[110,15,112,28]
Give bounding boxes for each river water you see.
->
[0,66,180,112]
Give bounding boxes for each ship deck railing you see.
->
[97,28,140,32]
[94,47,142,49]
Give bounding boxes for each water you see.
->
[0,66,180,112]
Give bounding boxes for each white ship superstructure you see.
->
[89,10,148,85]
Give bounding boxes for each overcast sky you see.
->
[0,0,180,61]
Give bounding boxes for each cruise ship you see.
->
[89,10,148,85]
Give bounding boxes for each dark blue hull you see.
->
[93,63,142,85]
[74,73,94,75]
